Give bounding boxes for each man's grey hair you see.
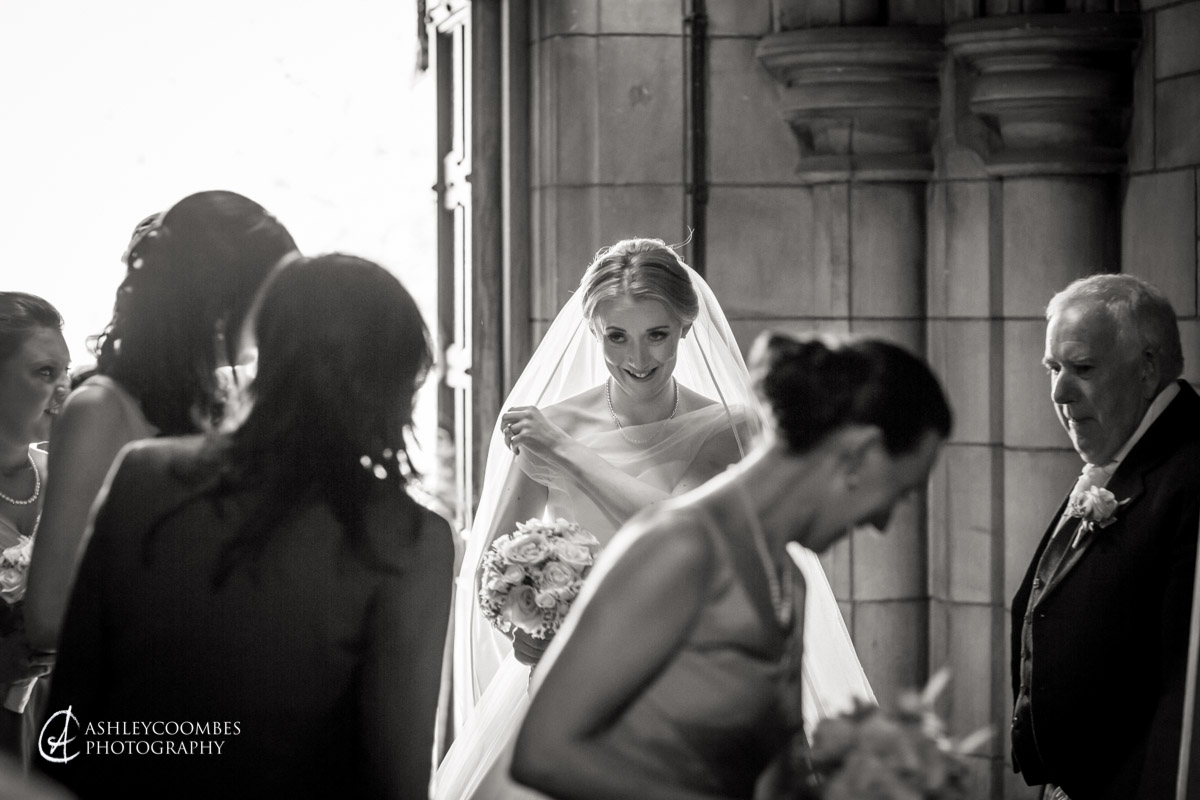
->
[1046,273,1184,383]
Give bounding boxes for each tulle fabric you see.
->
[436,657,541,800]
[437,263,873,799]
[449,263,763,731]
[788,543,876,722]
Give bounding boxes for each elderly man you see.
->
[1011,273,1200,799]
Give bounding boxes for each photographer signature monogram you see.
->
[39,706,80,764]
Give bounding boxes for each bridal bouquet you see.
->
[0,535,33,640]
[478,518,601,639]
[798,670,991,800]
[0,536,32,607]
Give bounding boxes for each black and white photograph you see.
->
[1,1,1198,798]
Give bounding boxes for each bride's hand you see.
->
[512,628,554,666]
[501,406,570,461]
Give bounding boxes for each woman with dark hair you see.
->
[512,331,952,800]
[44,255,453,798]
[0,293,69,766]
[25,190,298,654]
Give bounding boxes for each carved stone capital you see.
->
[946,13,1142,176]
[756,27,944,183]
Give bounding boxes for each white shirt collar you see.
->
[1094,381,1180,480]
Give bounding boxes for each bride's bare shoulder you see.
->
[540,385,607,429]
[677,384,718,415]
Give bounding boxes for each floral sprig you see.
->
[801,669,991,800]
[478,518,600,639]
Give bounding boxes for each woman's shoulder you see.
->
[411,499,455,548]
[101,436,213,501]
[621,495,721,553]
[70,374,133,406]
[670,397,758,457]
[540,385,607,431]
[599,499,722,586]
[676,387,757,422]
[61,375,154,439]
[542,385,604,416]
[116,435,208,469]
[363,490,456,570]
[49,381,157,481]
[60,376,130,422]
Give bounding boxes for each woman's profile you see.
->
[0,292,70,767]
[512,331,953,799]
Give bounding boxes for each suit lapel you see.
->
[1040,468,1145,602]
[1019,493,1071,613]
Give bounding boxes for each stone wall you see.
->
[523,1,1199,796]
[1124,0,1200,382]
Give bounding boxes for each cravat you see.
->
[1068,463,1110,506]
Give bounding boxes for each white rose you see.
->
[1069,486,1119,522]
[505,585,543,632]
[540,561,576,590]
[498,532,550,565]
[558,525,600,550]
[552,540,594,568]
[0,568,25,604]
[1085,487,1119,519]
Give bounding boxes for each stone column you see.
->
[528,2,689,336]
[931,13,1140,797]
[757,25,943,706]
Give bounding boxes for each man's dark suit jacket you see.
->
[1011,380,1200,799]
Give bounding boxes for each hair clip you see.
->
[359,449,398,481]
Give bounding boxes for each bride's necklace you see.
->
[734,481,793,629]
[0,452,40,506]
[605,377,679,445]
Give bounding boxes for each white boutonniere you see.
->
[1066,485,1128,548]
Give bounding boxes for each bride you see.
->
[436,238,871,799]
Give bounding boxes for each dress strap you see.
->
[732,482,794,631]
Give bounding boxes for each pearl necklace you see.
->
[605,377,679,445]
[0,452,40,506]
[735,481,793,629]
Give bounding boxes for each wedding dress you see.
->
[434,264,872,799]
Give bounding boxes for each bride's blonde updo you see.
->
[580,238,699,328]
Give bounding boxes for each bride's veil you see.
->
[449,259,874,737]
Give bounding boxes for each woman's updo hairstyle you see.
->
[0,292,63,364]
[580,238,699,328]
[751,331,952,455]
[94,191,297,435]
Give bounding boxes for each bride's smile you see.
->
[594,295,686,416]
